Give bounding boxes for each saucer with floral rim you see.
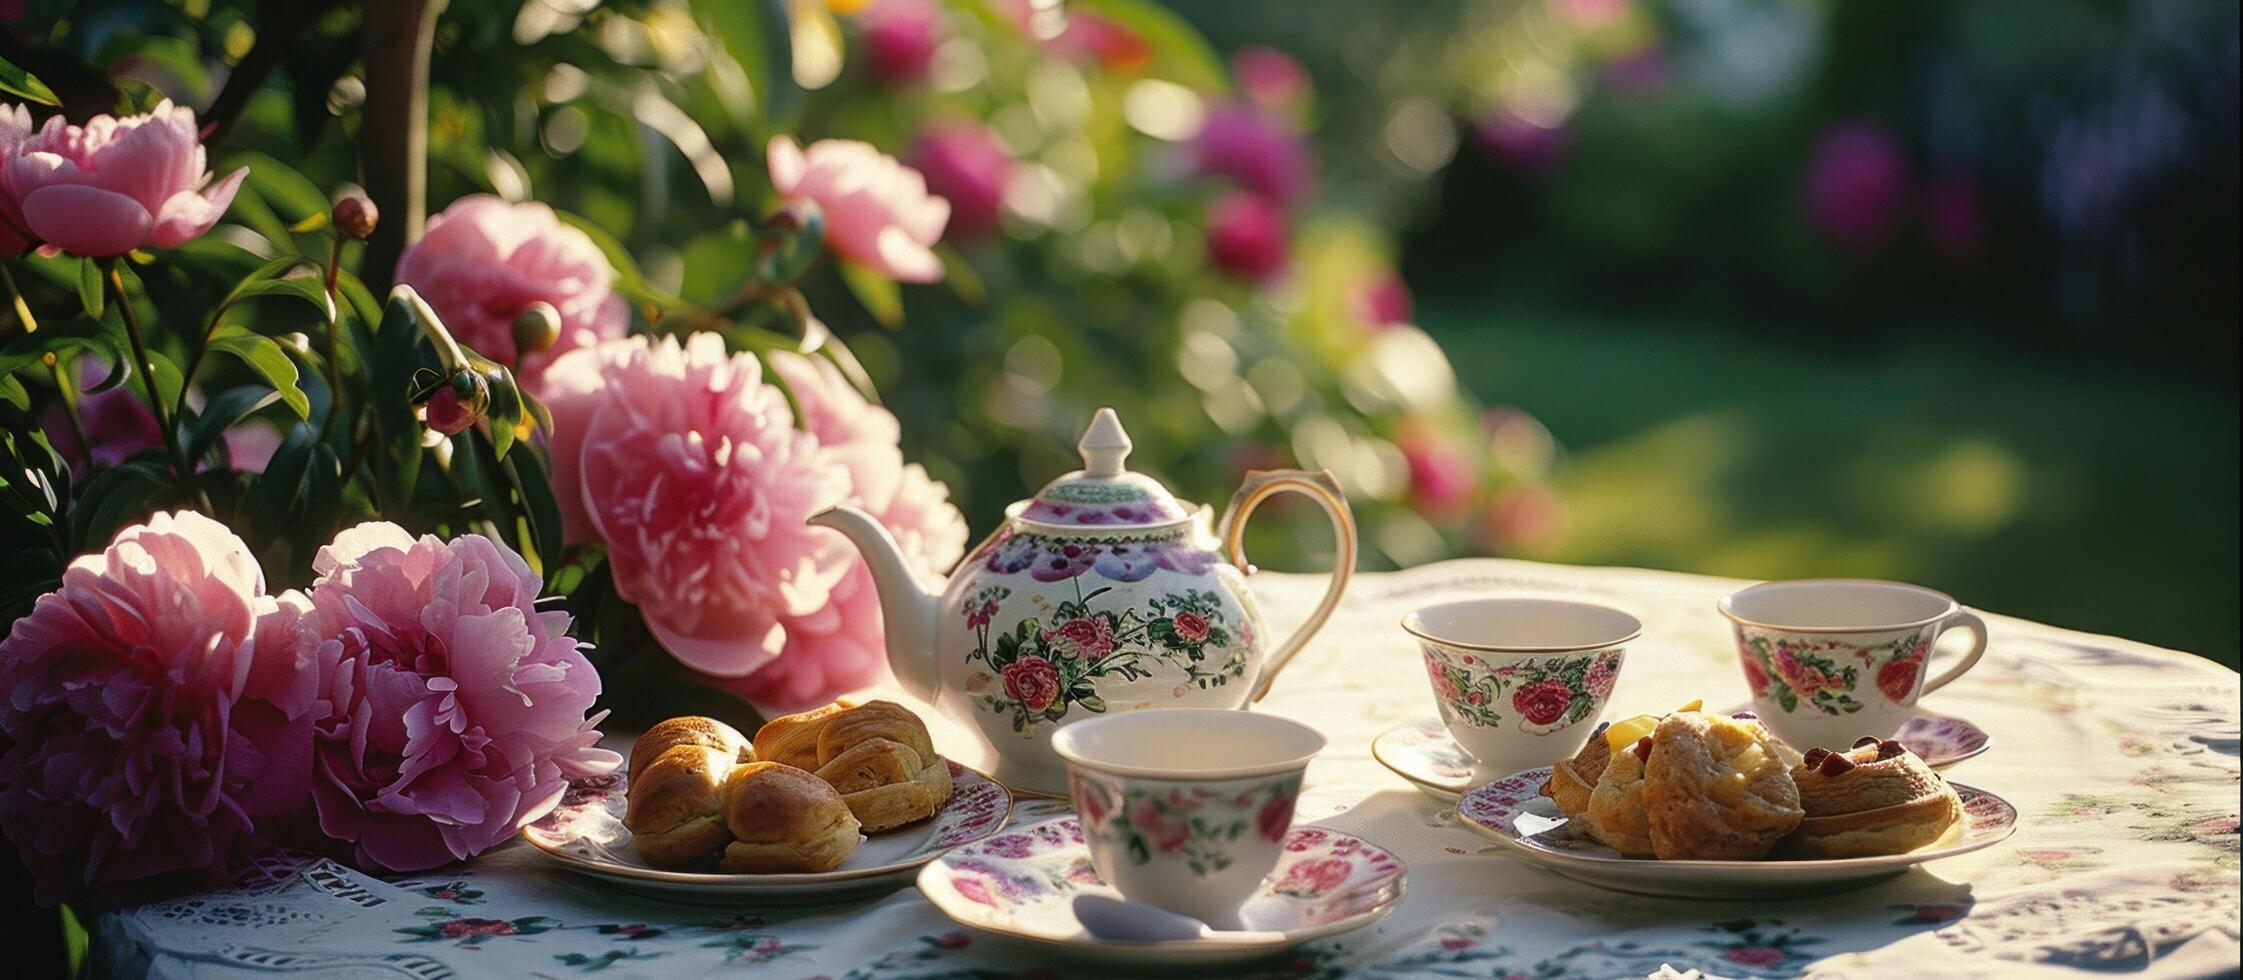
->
[917,814,1406,968]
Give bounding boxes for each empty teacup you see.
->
[1050,708,1324,927]
[1720,579,1988,751]
[1401,598,1639,775]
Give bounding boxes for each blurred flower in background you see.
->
[911,123,1015,243]
[1802,121,1908,252]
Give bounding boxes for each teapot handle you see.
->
[1219,468,1357,703]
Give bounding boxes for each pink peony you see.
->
[768,136,950,283]
[911,123,1015,243]
[1803,121,1907,252]
[1233,46,1309,111]
[1188,103,1312,207]
[1398,425,1475,522]
[705,351,965,710]
[301,522,617,872]
[1204,191,1289,282]
[0,100,245,258]
[860,0,943,87]
[566,334,853,677]
[0,512,315,904]
[393,195,629,385]
[0,103,32,255]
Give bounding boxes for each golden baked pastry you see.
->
[630,715,752,775]
[1583,735,1657,857]
[1541,722,1610,819]
[1784,737,1963,858]
[1641,712,1803,860]
[719,761,862,873]
[624,744,738,868]
[757,700,953,832]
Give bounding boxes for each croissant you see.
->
[624,744,738,868]
[757,700,953,832]
[720,762,862,873]
[630,716,753,775]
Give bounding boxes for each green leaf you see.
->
[70,460,175,554]
[554,210,685,309]
[206,328,310,419]
[242,423,318,545]
[77,259,104,320]
[937,245,985,306]
[222,151,329,227]
[187,386,285,464]
[838,261,903,327]
[0,54,59,106]
[504,446,564,577]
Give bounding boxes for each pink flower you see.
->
[703,351,965,710]
[1205,191,1289,282]
[1354,273,1413,329]
[0,104,33,255]
[1127,797,1191,853]
[1001,656,1060,714]
[0,100,245,257]
[1740,651,1771,694]
[1398,425,1474,521]
[1272,857,1349,897]
[555,335,852,678]
[1584,654,1619,700]
[1233,46,1309,111]
[1803,121,1907,252]
[768,136,950,283]
[1043,617,1115,660]
[302,522,618,872]
[911,123,1014,242]
[1257,792,1295,842]
[1189,104,1312,206]
[0,512,315,905]
[1513,680,1572,726]
[1172,611,1210,642]
[393,195,628,385]
[860,0,943,87]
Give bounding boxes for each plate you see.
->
[1455,766,2017,898]
[918,815,1406,968]
[522,760,1012,903]
[1376,713,1994,803]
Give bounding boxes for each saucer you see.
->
[1457,766,2017,898]
[522,760,1012,903]
[917,815,1406,968]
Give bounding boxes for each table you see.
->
[94,559,2242,978]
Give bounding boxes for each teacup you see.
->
[1050,708,1324,927]
[1719,579,1988,751]
[1401,598,1640,775]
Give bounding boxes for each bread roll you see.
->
[756,700,954,832]
[751,701,854,770]
[1784,739,1963,858]
[624,744,736,867]
[1642,712,1803,860]
[719,762,861,873]
[630,716,752,776]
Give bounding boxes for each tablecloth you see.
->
[92,558,2242,978]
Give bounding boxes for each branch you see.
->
[358,0,446,295]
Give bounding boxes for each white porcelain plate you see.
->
[522,760,1012,903]
[918,815,1407,968]
[1376,712,1994,803]
[1455,766,2017,898]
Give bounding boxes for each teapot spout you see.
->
[808,505,944,704]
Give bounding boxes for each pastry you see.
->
[1784,737,1964,858]
[1641,711,1803,860]
[719,761,862,873]
[756,700,953,832]
[624,743,738,868]
[630,715,753,775]
[1583,732,1657,857]
[1542,722,1610,819]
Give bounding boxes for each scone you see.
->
[1784,737,1963,858]
[1541,722,1610,819]
[1583,734,1657,857]
[1641,712,1803,860]
[719,762,862,872]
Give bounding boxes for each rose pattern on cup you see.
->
[963,583,1244,731]
[1421,646,1622,735]
[1068,769,1302,877]
[1737,627,1930,716]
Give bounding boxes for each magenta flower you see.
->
[0,512,316,904]
[1803,121,1907,252]
[1398,424,1474,521]
[1354,273,1413,329]
[393,195,628,385]
[1189,104,1312,207]
[1204,191,1289,282]
[302,523,616,872]
[0,103,32,255]
[911,123,1015,243]
[860,0,943,87]
[768,136,950,283]
[1233,46,1309,111]
[0,100,246,258]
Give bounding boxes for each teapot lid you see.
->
[1019,408,1193,528]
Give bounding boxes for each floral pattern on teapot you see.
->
[962,578,1246,731]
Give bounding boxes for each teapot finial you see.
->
[1078,407,1132,477]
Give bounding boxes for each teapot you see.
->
[811,408,1355,794]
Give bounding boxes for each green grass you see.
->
[1424,304,2240,666]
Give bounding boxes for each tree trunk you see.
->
[358,0,445,294]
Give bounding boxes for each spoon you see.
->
[1070,894,1287,944]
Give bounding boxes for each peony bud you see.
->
[512,301,563,355]
[423,370,487,436]
[332,193,379,240]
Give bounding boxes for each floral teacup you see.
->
[1401,598,1638,776]
[1720,579,1988,751]
[1049,708,1324,926]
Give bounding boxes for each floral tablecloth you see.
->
[93,558,2241,978]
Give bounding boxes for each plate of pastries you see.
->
[523,699,1012,901]
[1456,705,2015,898]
